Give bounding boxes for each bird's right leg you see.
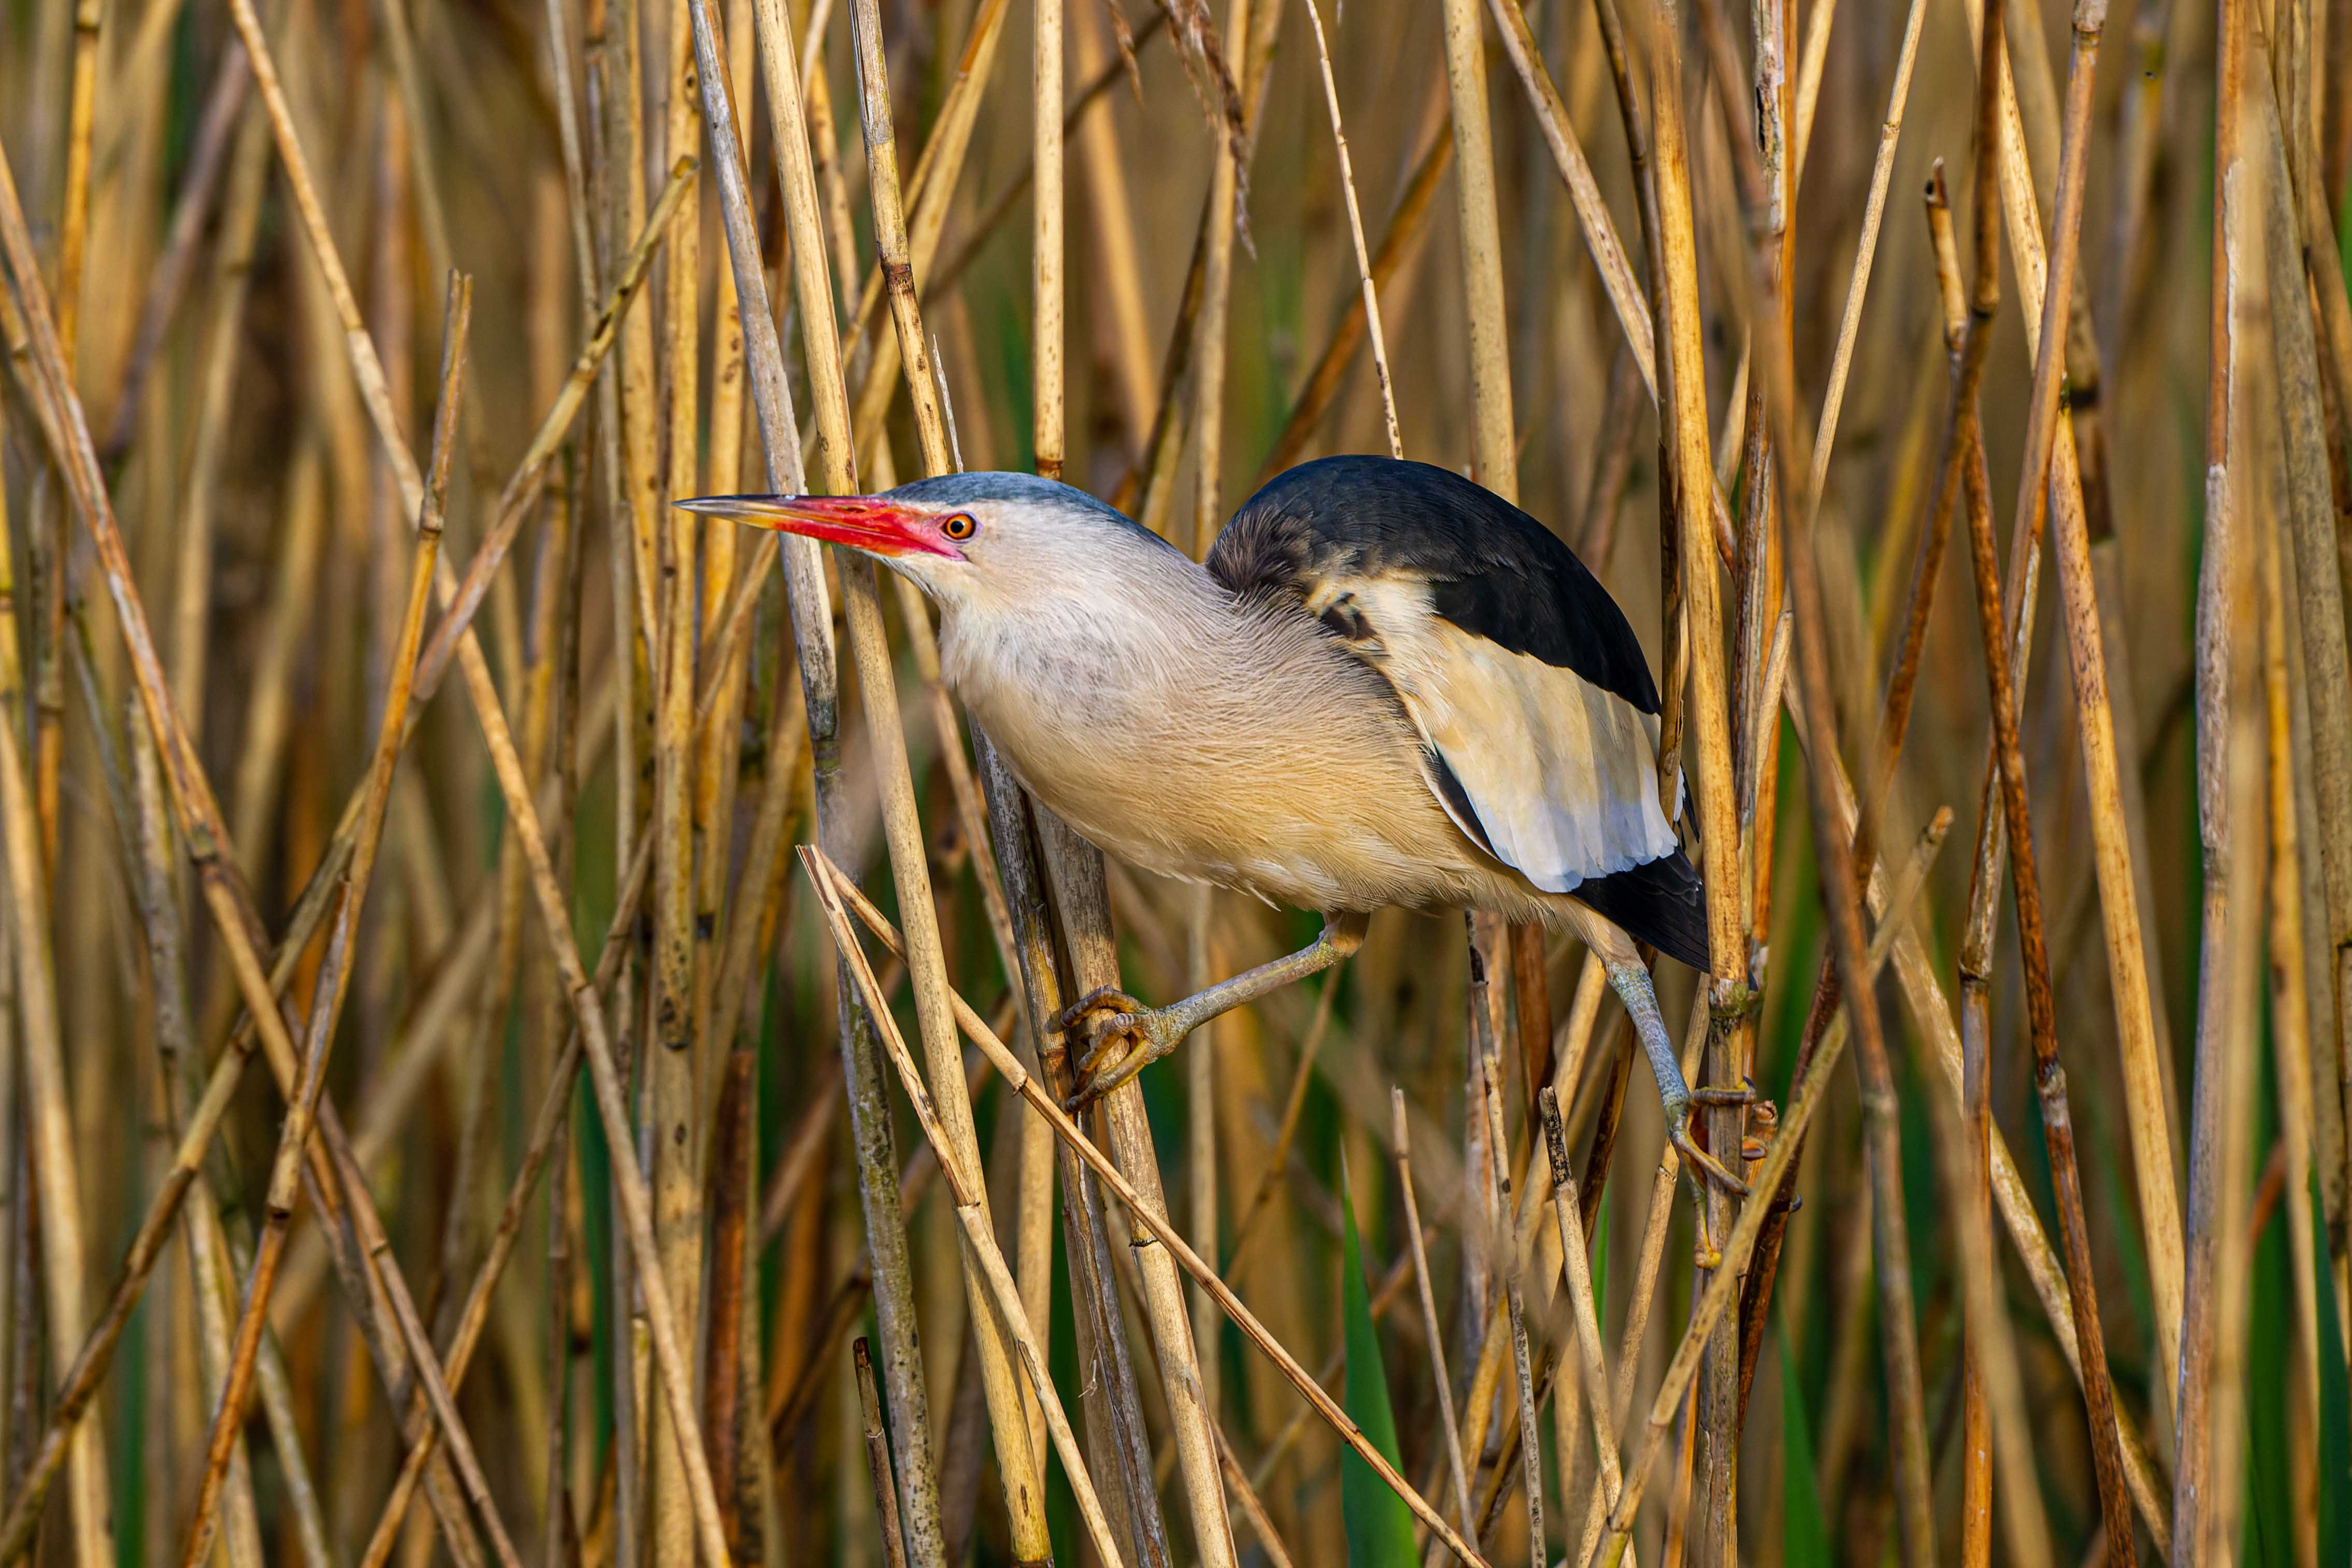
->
[1603,963,1752,1200]
[1055,911,1369,1110]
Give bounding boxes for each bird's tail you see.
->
[1571,850,1711,972]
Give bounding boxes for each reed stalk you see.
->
[814,847,1493,1568]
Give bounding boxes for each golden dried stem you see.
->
[810,848,1495,1568]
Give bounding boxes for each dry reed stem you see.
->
[1301,0,1402,459]
[812,848,1494,1568]
[1035,0,1065,480]
[1591,822,1939,1568]
[1440,0,1518,501]
[1186,0,1252,555]
[1253,115,1451,484]
[1026,0,1069,1471]
[1642,9,1767,1552]
[2176,7,2266,1549]
[978,736,1169,1566]
[1955,0,2187,1399]
[826,0,1055,1549]
[2259,451,2326,1417]
[1538,1090,1624,1551]
[2253,11,2352,1230]
[729,0,947,1548]
[0,429,106,1568]
[1955,289,2139,1568]
[182,277,500,1568]
[1469,943,1546,1563]
[1394,1088,1476,1542]
[1803,0,1926,504]
[649,0,708,1548]
[803,848,1130,1567]
[124,719,267,1568]
[855,1341,912,1568]
[353,824,658,1568]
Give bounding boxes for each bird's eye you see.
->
[941,512,978,541]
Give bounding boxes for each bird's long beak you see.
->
[676,493,959,559]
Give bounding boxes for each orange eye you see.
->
[941,512,978,541]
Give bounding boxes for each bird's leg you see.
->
[1056,911,1370,1110]
[1604,963,1753,1204]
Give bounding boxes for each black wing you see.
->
[1572,852,1710,972]
[1210,455,1660,714]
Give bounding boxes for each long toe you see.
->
[1670,1121,1752,1198]
[1054,984,1142,1038]
[1689,1076,1759,1106]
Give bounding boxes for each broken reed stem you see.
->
[855,1341,912,1568]
[1392,1089,1475,1542]
[811,848,1492,1568]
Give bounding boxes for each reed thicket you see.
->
[0,0,2345,1563]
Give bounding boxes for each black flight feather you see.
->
[1209,455,1661,714]
[1570,850,1710,972]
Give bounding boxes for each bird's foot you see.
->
[1667,1109,1752,1198]
[1053,987,1186,1112]
[1688,1076,1759,1107]
[1691,1212,1724,1272]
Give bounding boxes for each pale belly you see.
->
[964,653,1558,923]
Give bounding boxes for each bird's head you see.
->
[679,472,1179,615]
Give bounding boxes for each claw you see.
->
[1668,1114,1752,1198]
[1054,986,1170,1113]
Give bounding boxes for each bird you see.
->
[682,454,1751,1194]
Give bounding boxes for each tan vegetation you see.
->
[0,0,2346,1563]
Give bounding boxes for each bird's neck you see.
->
[937,550,1238,723]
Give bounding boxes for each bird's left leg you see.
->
[1603,963,1753,1202]
[1057,910,1370,1110]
